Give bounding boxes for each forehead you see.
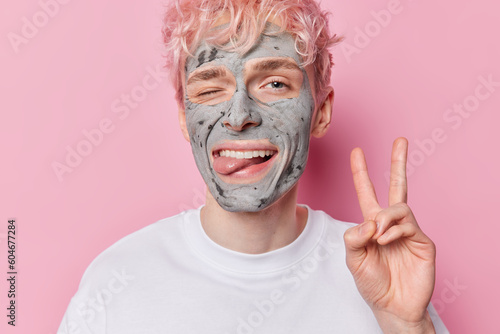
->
[185,29,301,76]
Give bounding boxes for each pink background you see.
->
[1,0,499,333]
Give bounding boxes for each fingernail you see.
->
[375,221,380,234]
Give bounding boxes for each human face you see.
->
[182,28,316,212]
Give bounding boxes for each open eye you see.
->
[265,81,286,89]
[244,57,304,102]
[263,80,288,90]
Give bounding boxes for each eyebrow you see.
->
[251,59,301,72]
[187,67,227,85]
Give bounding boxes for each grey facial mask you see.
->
[184,28,315,212]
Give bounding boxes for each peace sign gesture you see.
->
[344,138,437,333]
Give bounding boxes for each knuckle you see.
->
[376,207,394,221]
[389,178,406,187]
[343,228,353,242]
[396,202,412,214]
[394,201,406,209]
[374,211,388,225]
[430,239,436,251]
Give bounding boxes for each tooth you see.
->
[222,149,275,159]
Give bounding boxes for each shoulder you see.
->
[306,205,357,233]
[76,209,197,290]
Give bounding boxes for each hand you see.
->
[344,137,436,333]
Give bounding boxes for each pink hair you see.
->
[162,0,342,108]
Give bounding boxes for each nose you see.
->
[223,92,262,131]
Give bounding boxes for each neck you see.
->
[200,184,307,254]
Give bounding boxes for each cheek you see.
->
[266,99,313,138]
[185,102,229,153]
[185,108,211,150]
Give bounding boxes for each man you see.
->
[59,0,448,333]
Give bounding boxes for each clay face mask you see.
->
[184,28,315,212]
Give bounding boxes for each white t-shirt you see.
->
[58,206,448,333]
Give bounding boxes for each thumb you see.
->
[343,220,377,272]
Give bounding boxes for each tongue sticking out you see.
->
[213,156,267,175]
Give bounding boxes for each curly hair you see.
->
[162,0,342,108]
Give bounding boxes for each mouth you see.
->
[211,144,279,183]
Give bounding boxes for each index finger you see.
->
[388,137,408,206]
[350,147,381,220]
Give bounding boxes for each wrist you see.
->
[373,310,436,334]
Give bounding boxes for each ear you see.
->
[311,87,334,138]
[178,107,190,142]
